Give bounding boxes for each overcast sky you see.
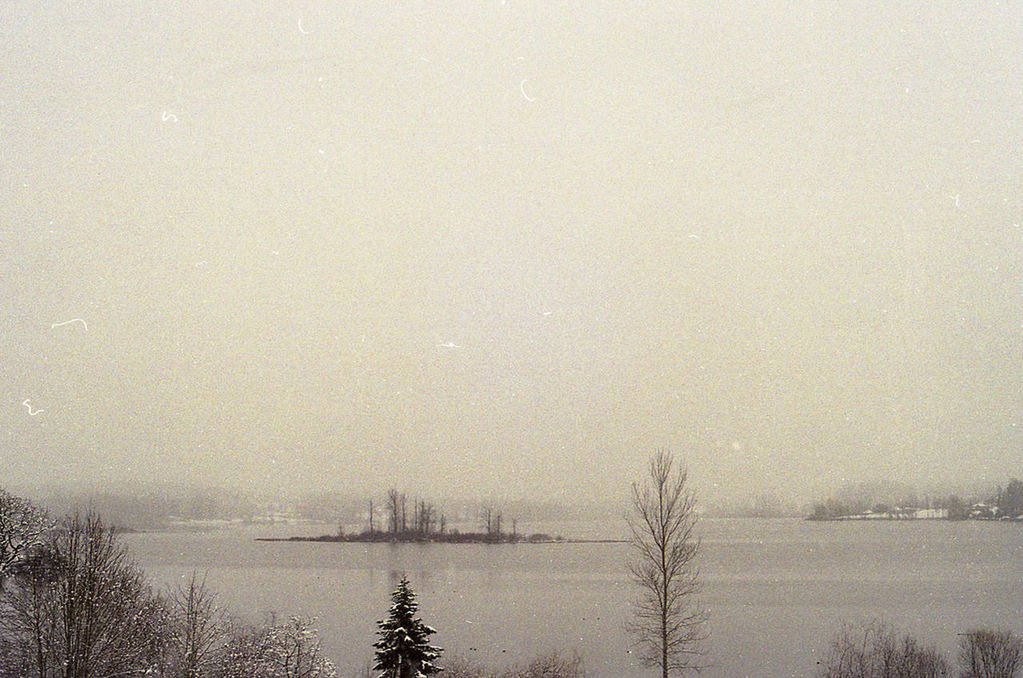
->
[2,1,1021,504]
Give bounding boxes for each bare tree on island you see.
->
[627,449,707,678]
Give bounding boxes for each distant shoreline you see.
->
[806,516,1023,522]
[255,535,628,544]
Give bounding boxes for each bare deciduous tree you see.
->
[627,449,706,677]
[0,489,50,594]
[959,629,1023,678]
[387,490,403,537]
[168,572,227,678]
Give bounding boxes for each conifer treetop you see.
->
[372,575,443,678]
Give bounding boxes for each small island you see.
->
[256,488,625,544]
[257,529,572,544]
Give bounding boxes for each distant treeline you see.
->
[10,485,625,532]
[703,492,806,518]
[18,485,259,530]
[809,478,1023,521]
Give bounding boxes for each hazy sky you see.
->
[2,1,1021,504]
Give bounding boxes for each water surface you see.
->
[125,518,1023,677]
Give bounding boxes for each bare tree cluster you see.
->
[627,449,706,678]
[0,510,167,677]
[479,506,504,539]
[0,494,337,678]
[381,490,447,539]
[216,615,337,678]
[360,491,526,543]
[959,629,1023,678]
[818,621,1023,678]
[818,621,949,678]
[443,651,586,678]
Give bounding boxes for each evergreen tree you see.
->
[372,575,443,678]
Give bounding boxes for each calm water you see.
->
[124,518,1023,677]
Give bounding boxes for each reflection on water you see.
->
[125,518,1023,678]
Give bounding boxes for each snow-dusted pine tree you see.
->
[372,575,443,678]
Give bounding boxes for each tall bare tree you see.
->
[400,493,407,533]
[167,572,226,678]
[388,490,401,536]
[627,449,706,678]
